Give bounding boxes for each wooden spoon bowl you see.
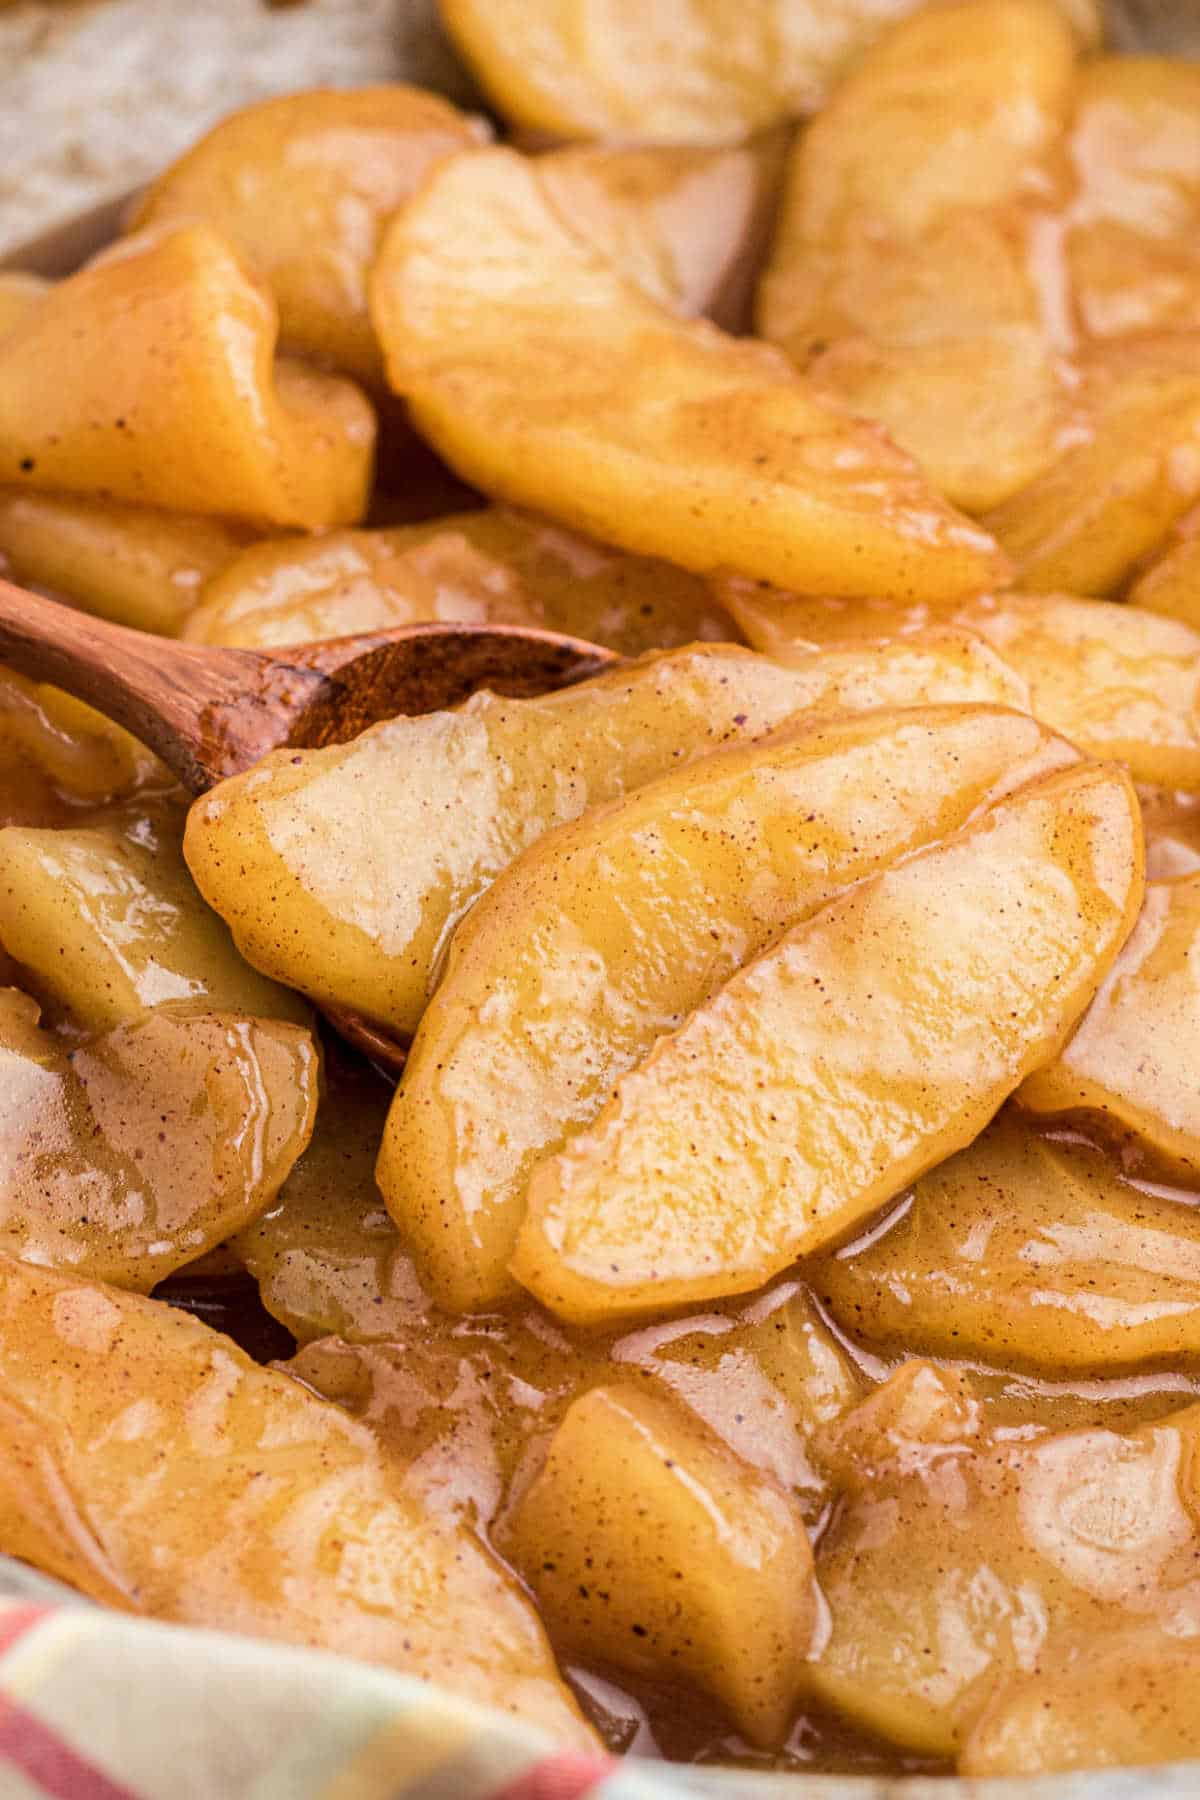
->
[0,576,616,1070]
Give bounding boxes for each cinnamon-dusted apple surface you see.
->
[513,762,1143,1323]
[0,1255,594,1749]
[383,705,1074,1311]
[370,146,1007,602]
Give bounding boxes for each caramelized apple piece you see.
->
[1137,784,1200,878]
[234,1053,433,1345]
[0,490,254,636]
[290,1274,857,1528]
[962,1630,1200,1775]
[0,226,374,528]
[0,272,49,339]
[130,86,489,387]
[984,336,1200,595]
[370,148,1006,601]
[816,1108,1200,1372]
[0,665,163,826]
[0,990,317,1288]
[757,0,1077,509]
[384,706,1073,1310]
[0,798,308,1032]
[811,1361,1200,1759]
[439,0,1097,143]
[1020,875,1200,1178]
[183,506,734,655]
[0,1255,593,1746]
[1066,59,1200,341]
[513,763,1143,1324]
[1130,505,1200,627]
[724,587,1200,791]
[537,134,788,332]
[503,1385,816,1749]
[184,645,921,1039]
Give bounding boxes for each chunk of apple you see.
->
[382,705,1074,1311]
[512,762,1143,1323]
[370,147,1007,601]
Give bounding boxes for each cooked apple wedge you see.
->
[183,505,734,656]
[1131,509,1200,629]
[512,762,1143,1324]
[723,587,1200,792]
[502,1385,816,1749]
[370,148,1007,601]
[1019,874,1200,1178]
[815,1108,1200,1372]
[810,1361,1200,1759]
[983,335,1200,595]
[0,226,375,528]
[0,1255,594,1747]
[382,705,1075,1311]
[0,990,317,1289]
[962,1630,1200,1776]
[185,642,1020,1040]
[0,800,308,1032]
[757,0,1077,510]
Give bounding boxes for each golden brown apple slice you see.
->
[815,1108,1200,1372]
[0,665,163,823]
[0,799,309,1032]
[962,1630,1200,1776]
[185,643,1005,1040]
[438,0,1098,143]
[0,1255,594,1747]
[0,990,317,1289]
[810,1361,1200,1759]
[512,761,1143,1324]
[0,490,256,637]
[370,147,1007,602]
[183,506,734,656]
[502,1384,816,1749]
[983,336,1200,596]
[0,272,49,340]
[1065,59,1200,342]
[0,226,375,528]
[722,586,1200,792]
[1130,507,1200,628]
[382,705,1074,1312]
[130,86,489,387]
[756,0,1078,510]
[1019,874,1200,1178]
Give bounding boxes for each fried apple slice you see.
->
[183,506,734,655]
[1020,875,1200,1178]
[1066,59,1200,342]
[502,1385,816,1749]
[984,336,1200,595]
[0,990,317,1288]
[1130,505,1200,627]
[370,148,1006,601]
[756,0,1077,510]
[962,1630,1200,1776]
[130,87,489,387]
[383,705,1073,1311]
[0,491,255,636]
[0,226,374,528]
[438,0,1098,143]
[1138,784,1200,879]
[186,642,1009,1040]
[234,1051,433,1345]
[811,1361,1200,1760]
[723,587,1200,791]
[536,134,788,332]
[0,1255,594,1747]
[0,666,162,826]
[513,762,1143,1324]
[815,1108,1200,1372]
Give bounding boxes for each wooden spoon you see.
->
[0,576,615,1070]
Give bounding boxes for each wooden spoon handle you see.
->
[0,576,324,790]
